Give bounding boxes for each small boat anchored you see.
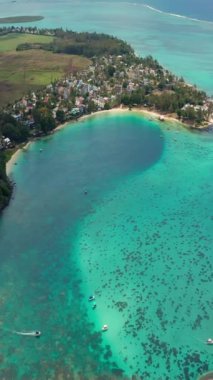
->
[14,330,41,337]
[88,295,95,301]
[102,324,108,332]
[206,338,213,345]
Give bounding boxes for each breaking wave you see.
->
[137,2,213,24]
[100,1,213,25]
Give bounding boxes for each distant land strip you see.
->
[0,16,44,24]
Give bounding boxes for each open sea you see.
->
[0,1,212,379]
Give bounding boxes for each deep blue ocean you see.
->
[0,0,212,21]
[110,0,213,22]
[149,0,213,21]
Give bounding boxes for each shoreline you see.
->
[6,141,31,176]
[4,105,196,175]
[72,106,183,126]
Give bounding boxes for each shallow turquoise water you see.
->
[75,116,213,379]
[0,0,213,94]
[0,113,162,378]
[0,1,212,378]
[0,112,212,379]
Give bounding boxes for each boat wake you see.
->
[13,330,41,337]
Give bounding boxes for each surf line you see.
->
[85,0,213,24]
[141,3,213,24]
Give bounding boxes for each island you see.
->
[0,16,44,24]
[0,26,213,211]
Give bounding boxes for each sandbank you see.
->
[0,16,44,24]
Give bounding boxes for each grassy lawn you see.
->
[0,33,54,52]
[0,45,91,107]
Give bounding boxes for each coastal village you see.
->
[0,17,212,380]
[0,26,213,151]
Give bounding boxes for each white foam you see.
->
[142,2,213,24]
[109,1,213,25]
[144,4,163,14]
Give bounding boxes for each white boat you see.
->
[102,324,108,331]
[206,338,213,345]
[88,295,95,301]
[14,330,41,337]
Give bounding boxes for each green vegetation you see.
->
[0,112,29,143]
[0,33,53,52]
[0,16,44,24]
[0,50,90,82]
[0,27,211,212]
[0,151,12,211]
[0,28,134,211]
[122,85,208,124]
[0,46,91,108]
[0,103,55,211]
[32,105,56,134]
[0,29,131,108]
[119,55,209,124]
[16,29,134,58]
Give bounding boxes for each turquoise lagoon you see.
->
[0,0,213,94]
[0,112,212,379]
[0,0,212,378]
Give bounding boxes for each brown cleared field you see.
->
[0,49,91,107]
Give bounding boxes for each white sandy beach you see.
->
[5,107,182,176]
[80,106,180,125]
[6,141,31,175]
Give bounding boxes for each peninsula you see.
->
[0,27,213,211]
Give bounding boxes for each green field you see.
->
[0,34,91,107]
[0,33,53,52]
